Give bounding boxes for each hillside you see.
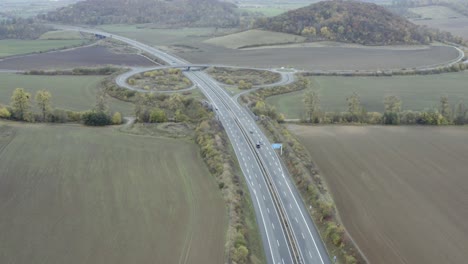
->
[41,0,240,27]
[255,0,442,45]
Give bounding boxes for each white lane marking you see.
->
[251,188,276,264]
[272,223,275,230]
[277,240,280,247]
[302,233,305,239]
[283,178,327,264]
[263,195,266,201]
[267,207,270,214]
[295,217,298,223]
[289,204,292,209]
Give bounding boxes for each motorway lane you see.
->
[55,24,331,264]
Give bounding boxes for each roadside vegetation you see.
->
[128,68,192,92]
[206,67,281,87]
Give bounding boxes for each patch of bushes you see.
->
[24,66,121,76]
[207,67,281,86]
[82,111,112,126]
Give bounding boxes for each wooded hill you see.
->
[0,18,51,40]
[41,0,241,27]
[255,0,456,45]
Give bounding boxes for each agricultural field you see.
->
[0,39,85,58]
[0,73,133,115]
[206,67,281,86]
[97,24,235,47]
[0,45,156,70]
[129,68,192,91]
[409,6,468,40]
[288,125,468,264]
[266,72,468,119]
[0,122,226,264]
[39,30,83,40]
[180,44,459,71]
[204,29,305,49]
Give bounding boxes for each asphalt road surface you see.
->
[55,24,331,264]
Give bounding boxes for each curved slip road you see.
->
[54,24,332,264]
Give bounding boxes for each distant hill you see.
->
[41,0,240,27]
[255,0,442,45]
[0,18,51,40]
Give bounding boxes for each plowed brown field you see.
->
[289,125,468,264]
[0,45,155,70]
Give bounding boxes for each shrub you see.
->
[149,109,167,123]
[50,109,69,123]
[112,112,122,124]
[82,111,112,126]
[0,107,11,119]
[66,111,83,122]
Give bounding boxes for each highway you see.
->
[55,25,331,264]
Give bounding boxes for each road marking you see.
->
[267,207,270,214]
[295,217,298,223]
[263,195,266,201]
[277,240,280,247]
[302,233,305,239]
[272,223,275,230]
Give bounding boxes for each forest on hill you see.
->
[255,0,463,45]
[0,18,51,39]
[40,0,241,27]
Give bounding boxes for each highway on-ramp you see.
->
[56,25,331,264]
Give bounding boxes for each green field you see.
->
[0,122,226,264]
[0,39,85,57]
[39,30,83,40]
[98,25,228,46]
[267,72,468,118]
[0,73,133,115]
[409,5,462,19]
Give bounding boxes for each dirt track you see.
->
[289,125,468,264]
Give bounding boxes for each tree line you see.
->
[301,92,468,125]
[0,88,122,126]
